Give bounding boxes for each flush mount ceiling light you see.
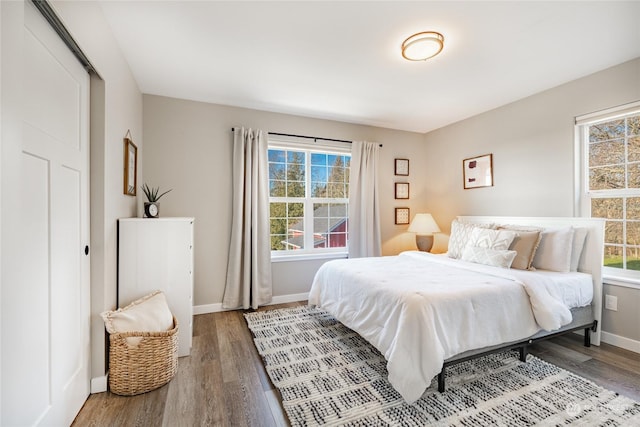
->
[401,31,444,61]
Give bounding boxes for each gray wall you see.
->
[142,95,426,307]
[422,58,640,343]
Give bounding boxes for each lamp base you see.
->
[416,235,434,252]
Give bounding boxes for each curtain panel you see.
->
[348,141,381,258]
[223,127,273,309]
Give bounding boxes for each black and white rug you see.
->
[244,306,640,426]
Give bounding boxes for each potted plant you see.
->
[141,183,172,218]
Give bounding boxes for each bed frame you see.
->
[436,216,605,392]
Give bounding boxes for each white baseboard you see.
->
[90,375,108,394]
[601,331,640,354]
[193,292,309,315]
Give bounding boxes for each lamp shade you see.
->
[408,213,441,235]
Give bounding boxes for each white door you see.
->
[1,1,90,425]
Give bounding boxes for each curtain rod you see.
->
[231,128,382,147]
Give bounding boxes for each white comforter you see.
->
[308,251,579,403]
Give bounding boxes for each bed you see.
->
[308,216,604,403]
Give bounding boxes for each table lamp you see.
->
[408,213,441,252]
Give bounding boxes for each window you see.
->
[577,101,640,280]
[268,139,351,258]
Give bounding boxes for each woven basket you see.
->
[108,316,178,396]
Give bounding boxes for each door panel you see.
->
[1,1,90,425]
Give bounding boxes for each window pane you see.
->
[626,197,640,219]
[627,247,640,270]
[269,180,286,197]
[627,137,640,163]
[286,181,305,197]
[591,197,622,219]
[605,220,623,245]
[311,153,327,166]
[271,235,287,251]
[270,202,286,218]
[288,202,304,218]
[311,166,327,182]
[589,140,624,167]
[604,245,623,269]
[589,119,625,142]
[628,163,640,188]
[287,151,304,164]
[589,165,624,190]
[269,163,285,180]
[628,116,640,137]
[627,221,640,245]
[268,149,285,162]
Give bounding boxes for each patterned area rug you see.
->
[244,306,640,426]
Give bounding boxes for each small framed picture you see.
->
[463,153,493,189]
[124,137,137,196]
[395,207,410,225]
[395,182,409,199]
[395,158,409,176]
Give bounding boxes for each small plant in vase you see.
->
[142,183,172,218]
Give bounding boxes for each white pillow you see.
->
[532,227,575,272]
[461,246,517,268]
[570,227,588,272]
[447,220,495,259]
[466,227,517,251]
[101,290,174,347]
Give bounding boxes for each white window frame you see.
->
[268,137,351,261]
[576,100,640,287]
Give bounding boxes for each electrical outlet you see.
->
[605,294,618,311]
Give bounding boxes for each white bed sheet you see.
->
[308,251,592,403]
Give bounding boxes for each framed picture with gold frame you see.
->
[395,207,410,225]
[463,153,493,189]
[124,137,137,196]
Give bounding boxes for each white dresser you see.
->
[117,217,194,357]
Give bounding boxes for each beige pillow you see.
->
[461,246,517,268]
[532,227,575,272]
[101,290,174,347]
[447,220,495,259]
[500,229,542,270]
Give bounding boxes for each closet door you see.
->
[1,1,91,425]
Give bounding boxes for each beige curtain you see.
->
[223,127,272,309]
[348,141,381,258]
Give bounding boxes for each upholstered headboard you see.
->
[458,216,605,345]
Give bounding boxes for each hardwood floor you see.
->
[73,302,640,426]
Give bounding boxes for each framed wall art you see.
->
[124,136,138,196]
[394,158,409,176]
[463,153,493,189]
[395,182,409,199]
[395,207,410,225]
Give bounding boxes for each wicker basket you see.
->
[108,316,178,396]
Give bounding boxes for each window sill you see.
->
[602,274,640,290]
[271,252,348,263]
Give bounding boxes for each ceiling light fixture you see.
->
[401,31,444,61]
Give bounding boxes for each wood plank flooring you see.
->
[73,302,640,426]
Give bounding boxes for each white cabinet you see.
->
[118,217,194,357]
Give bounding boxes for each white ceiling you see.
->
[98,1,640,133]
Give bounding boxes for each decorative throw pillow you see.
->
[532,226,575,272]
[500,229,542,270]
[466,227,517,251]
[570,227,588,272]
[461,246,517,268]
[447,220,495,259]
[101,290,174,346]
